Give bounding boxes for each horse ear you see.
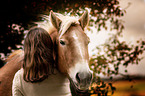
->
[79,10,89,29]
[50,10,62,30]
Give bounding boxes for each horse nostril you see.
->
[88,72,93,81]
[76,72,92,85]
[76,73,80,83]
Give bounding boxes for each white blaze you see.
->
[69,32,91,82]
[72,32,84,60]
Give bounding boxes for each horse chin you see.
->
[69,79,89,93]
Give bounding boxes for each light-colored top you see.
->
[12,68,71,96]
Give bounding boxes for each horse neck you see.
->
[0,51,23,76]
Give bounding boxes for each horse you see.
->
[0,10,92,96]
[0,50,23,96]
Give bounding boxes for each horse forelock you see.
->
[37,13,80,38]
[58,16,80,38]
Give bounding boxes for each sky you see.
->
[88,0,145,76]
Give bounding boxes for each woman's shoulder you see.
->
[12,68,24,94]
[13,68,23,86]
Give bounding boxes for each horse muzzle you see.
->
[69,71,92,92]
[75,72,92,90]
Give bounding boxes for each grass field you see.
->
[90,79,145,96]
[112,79,145,96]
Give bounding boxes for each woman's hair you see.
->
[23,27,54,83]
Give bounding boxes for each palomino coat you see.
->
[12,68,71,96]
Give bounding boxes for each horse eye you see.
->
[60,40,65,45]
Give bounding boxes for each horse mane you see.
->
[6,50,24,62]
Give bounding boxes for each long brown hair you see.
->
[23,27,54,82]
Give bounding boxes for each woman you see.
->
[12,27,71,96]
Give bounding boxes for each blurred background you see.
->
[88,0,145,76]
[88,0,145,95]
[0,0,145,96]
[87,0,145,95]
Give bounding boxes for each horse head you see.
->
[50,10,92,91]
